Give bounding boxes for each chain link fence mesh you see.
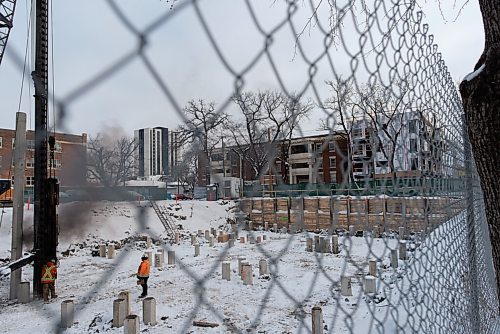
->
[0,0,499,333]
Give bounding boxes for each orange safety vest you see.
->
[41,263,57,283]
[137,260,150,278]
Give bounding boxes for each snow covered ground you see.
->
[0,200,431,333]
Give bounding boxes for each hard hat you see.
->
[141,254,148,259]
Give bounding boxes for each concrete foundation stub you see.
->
[311,306,323,334]
[113,298,127,328]
[209,236,215,247]
[174,232,180,244]
[248,222,253,231]
[61,300,75,329]
[228,239,235,248]
[264,222,269,231]
[194,244,200,257]
[124,314,140,334]
[332,235,340,254]
[391,249,398,268]
[364,276,376,294]
[314,235,320,251]
[273,223,278,232]
[238,257,246,276]
[399,226,405,240]
[242,264,253,285]
[191,234,196,245]
[146,237,152,249]
[399,241,407,260]
[341,276,352,296]
[99,244,106,257]
[108,244,116,259]
[348,225,355,237]
[18,281,30,303]
[167,251,175,266]
[240,236,246,243]
[222,261,231,281]
[306,238,313,252]
[205,230,210,239]
[154,253,163,267]
[368,260,377,277]
[259,259,268,276]
[143,297,157,326]
[256,236,262,244]
[263,235,267,241]
[118,290,132,316]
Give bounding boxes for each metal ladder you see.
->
[149,199,178,241]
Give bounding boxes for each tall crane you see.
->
[0,0,17,66]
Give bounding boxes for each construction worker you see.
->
[41,258,58,302]
[137,254,150,298]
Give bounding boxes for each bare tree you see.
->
[177,99,229,185]
[87,134,137,187]
[231,90,313,184]
[176,142,200,192]
[459,0,500,309]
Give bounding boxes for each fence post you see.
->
[463,114,480,333]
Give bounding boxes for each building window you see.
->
[408,120,418,134]
[328,142,336,151]
[26,158,35,168]
[50,159,62,169]
[0,136,2,148]
[27,139,35,150]
[410,138,418,153]
[291,162,309,169]
[55,142,62,153]
[290,144,308,154]
[329,157,336,171]
[410,157,419,170]
[26,176,35,187]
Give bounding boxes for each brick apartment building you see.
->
[198,133,349,186]
[0,129,88,188]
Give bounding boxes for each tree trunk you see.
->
[459,0,500,313]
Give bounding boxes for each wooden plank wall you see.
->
[240,196,464,233]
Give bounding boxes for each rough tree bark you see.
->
[459,0,500,313]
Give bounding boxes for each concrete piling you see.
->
[341,276,352,296]
[348,225,355,236]
[113,298,126,327]
[154,253,163,267]
[211,227,216,237]
[399,227,405,240]
[372,225,379,238]
[391,249,398,268]
[311,306,323,334]
[249,236,255,244]
[264,222,269,231]
[306,238,313,252]
[263,235,267,241]
[259,259,268,276]
[228,239,235,247]
[399,241,407,260]
[99,244,106,257]
[324,237,331,253]
[368,260,377,277]
[108,244,115,259]
[18,281,30,303]
[273,223,278,232]
[238,257,246,276]
[240,236,245,243]
[197,229,203,237]
[332,235,339,254]
[124,315,140,334]
[174,232,180,244]
[191,234,196,245]
[143,297,157,326]
[364,276,376,294]
[205,230,210,239]
[146,237,152,249]
[222,261,231,281]
[242,264,253,285]
[118,290,132,316]
[61,300,75,328]
[194,244,200,257]
[314,235,320,252]
[209,236,214,247]
[248,222,253,231]
[256,236,262,244]
[167,251,175,266]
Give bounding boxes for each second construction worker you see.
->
[137,254,150,298]
[41,258,58,302]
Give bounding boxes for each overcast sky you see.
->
[0,0,484,137]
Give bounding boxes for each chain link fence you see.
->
[0,0,499,333]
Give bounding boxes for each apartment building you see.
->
[134,127,180,178]
[202,133,349,188]
[0,129,87,187]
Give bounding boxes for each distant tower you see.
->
[134,127,170,178]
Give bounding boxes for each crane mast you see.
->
[0,0,17,66]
